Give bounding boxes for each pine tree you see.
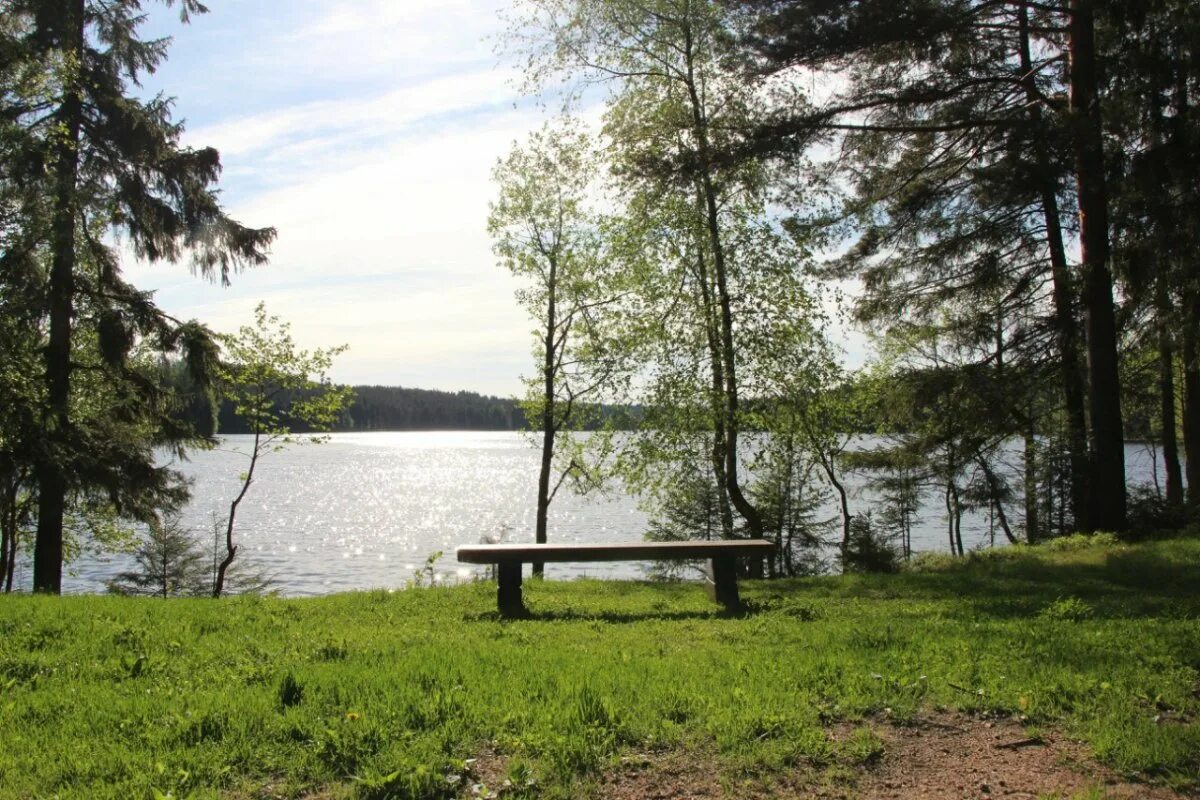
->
[2,0,275,592]
[730,0,1132,531]
[106,514,208,598]
[1103,0,1200,512]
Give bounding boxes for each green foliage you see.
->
[1,537,1198,797]
[840,514,901,574]
[211,303,353,597]
[1039,597,1094,623]
[105,515,208,598]
[642,455,726,568]
[1041,532,1121,552]
[489,119,619,544]
[277,671,304,710]
[506,0,844,552]
[218,303,354,445]
[409,551,444,588]
[746,432,833,576]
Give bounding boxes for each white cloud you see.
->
[186,67,518,161]
[275,0,508,79]
[123,1,549,395]
[128,98,543,394]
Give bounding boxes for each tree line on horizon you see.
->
[160,374,646,433]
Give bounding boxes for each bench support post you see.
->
[497,562,525,617]
[707,557,741,612]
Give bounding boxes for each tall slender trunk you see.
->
[4,525,15,592]
[1018,3,1091,529]
[945,479,957,556]
[681,21,764,562]
[0,483,10,592]
[1068,0,1126,531]
[0,478,15,593]
[1183,294,1200,507]
[693,241,734,540]
[1159,307,1184,508]
[214,428,260,597]
[978,457,1018,544]
[901,467,915,558]
[34,0,86,594]
[1172,60,1199,508]
[1023,423,1040,542]
[1045,446,1057,534]
[4,514,16,593]
[954,495,965,556]
[819,453,852,555]
[533,253,559,577]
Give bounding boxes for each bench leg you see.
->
[707,557,741,612]
[497,562,525,617]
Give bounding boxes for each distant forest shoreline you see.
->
[206,384,641,433]
[205,381,1165,439]
[211,385,526,433]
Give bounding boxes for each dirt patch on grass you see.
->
[577,713,1195,799]
[842,712,1191,799]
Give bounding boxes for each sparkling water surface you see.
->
[58,432,1167,595]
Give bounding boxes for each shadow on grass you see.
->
[764,546,1200,622]
[462,606,759,624]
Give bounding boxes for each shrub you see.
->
[106,515,208,598]
[1041,532,1120,552]
[840,514,900,574]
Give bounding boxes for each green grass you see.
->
[1,536,1198,799]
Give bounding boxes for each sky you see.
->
[125,0,866,396]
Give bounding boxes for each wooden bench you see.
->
[456,539,775,617]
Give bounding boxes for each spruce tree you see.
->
[2,0,275,593]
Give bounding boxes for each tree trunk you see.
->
[1183,294,1200,507]
[4,523,15,592]
[945,480,957,556]
[820,454,852,556]
[1068,0,1126,532]
[954,497,965,556]
[214,429,260,597]
[3,513,16,593]
[681,21,764,555]
[1160,317,1184,508]
[978,457,1018,544]
[693,242,735,540]
[1018,4,1091,530]
[1175,57,1200,508]
[34,0,86,594]
[0,480,11,592]
[534,423,552,576]
[533,253,559,577]
[0,479,14,593]
[1023,424,1040,543]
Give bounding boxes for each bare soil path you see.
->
[468,713,1197,799]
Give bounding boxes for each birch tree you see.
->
[489,121,618,575]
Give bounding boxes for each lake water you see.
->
[56,432,1167,595]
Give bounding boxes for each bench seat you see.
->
[456,539,774,616]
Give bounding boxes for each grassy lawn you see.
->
[1,535,1198,799]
